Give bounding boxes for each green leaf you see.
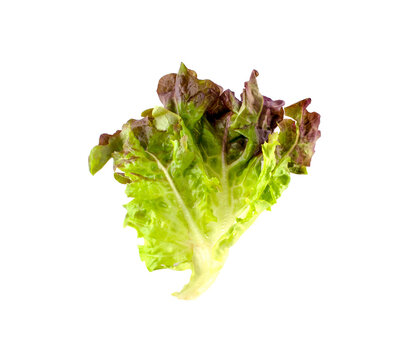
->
[88,130,122,175]
[89,64,321,299]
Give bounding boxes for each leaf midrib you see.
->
[146,151,207,247]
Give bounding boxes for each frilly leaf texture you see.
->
[89,63,321,299]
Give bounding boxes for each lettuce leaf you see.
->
[89,64,321,299]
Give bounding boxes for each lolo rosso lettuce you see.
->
[89,64,321,299]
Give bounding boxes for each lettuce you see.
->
[89,64,321,299]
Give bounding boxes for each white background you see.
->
[1,0,409,359]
